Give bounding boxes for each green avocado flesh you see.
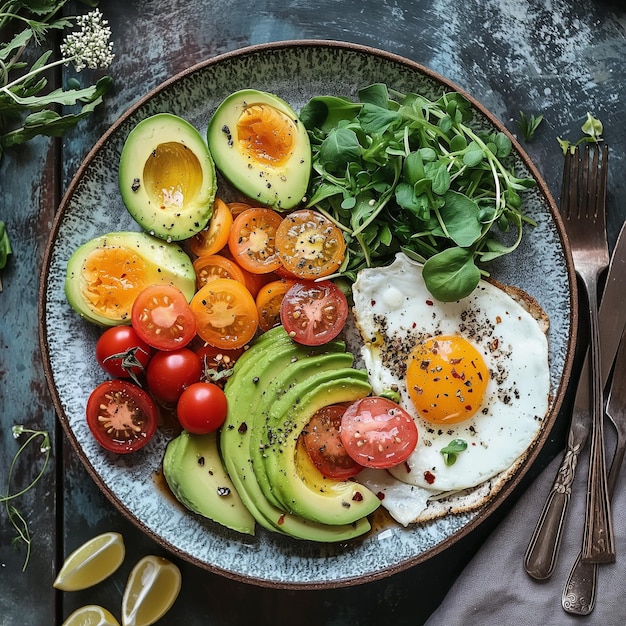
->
[220,326,378,541]
[163,430,255,535]
[207,89,311,211]
[119,113,217,241]
[64,231,195,326]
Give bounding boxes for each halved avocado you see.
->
[119,113,216,241]
[65,231,195,326]
[207,89,311,210]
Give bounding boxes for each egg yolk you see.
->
[237,104,295,167]
[406,335,489,424]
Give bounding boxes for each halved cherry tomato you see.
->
[131,284,196,351]
[280,280,348,346]
[275,209,346,279]
[95,326,151,379]
[86,379,158,453]
[188,198,233,257]
[302,404,363,480]
[227,201,252,217]
[145,348,202,405]
[228,207,282,274]
[190,277,259,349]
[255,279,296,332]
[176,382,228,434]
[193,254,247,290]
[339,397,418,469]
[196,344,244,387]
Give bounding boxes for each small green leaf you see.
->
[441,439,468,466]
[439,191,481,247]
[422,247,481,302]
[581,112,603,140]
[318,127,361,170]
[463,144,484,167]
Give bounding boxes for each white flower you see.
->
[60,9,115,72]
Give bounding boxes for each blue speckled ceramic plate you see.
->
[40,41,576,589]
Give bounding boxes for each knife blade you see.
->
[525,219,626,580]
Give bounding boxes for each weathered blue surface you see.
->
[1,0,625,624]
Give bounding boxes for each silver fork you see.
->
[562,143,614,564]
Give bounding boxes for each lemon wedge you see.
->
[121,555,182,626]
[62,604,120,626]
[53,531,126,591]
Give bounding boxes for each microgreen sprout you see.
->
[557,113,604,155]
[2,425,52,570]
[516,111,544,142]
[440,439,468,466]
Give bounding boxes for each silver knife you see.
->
[524,219,626,580]
[562,322,626,614]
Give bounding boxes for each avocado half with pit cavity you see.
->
[207,89,311,210]
[119,113,217,241]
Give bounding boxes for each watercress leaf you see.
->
[449,134,467,152]
[422,247,480,302]
[395,181,423,212]
[358,83,390,108]
[358,103,401,134]
[418,147,438,161]
[438,114,452,133]
[431,164,451,196]
[318,127,361,170]
[494,132,512,157]
[341,196,357,209]
[440,190,481,246]
[300,96,362,131]
[441,439,468,466]
[403,151,425,185]
[463,144,484,167]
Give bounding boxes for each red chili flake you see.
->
[404,461,411,473]
[465,405,472,411]
[371,299,376,306]
[451,368,465,380]
[352,491,364,502]
[238,422,248,434]
[424,470,436,485]
[376,491,386,501]
[426,299,434,306]
[277,513,286,525]
[490,338,499,352]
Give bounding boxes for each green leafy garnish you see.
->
[2,425,51,570]
[557,113,604,155]
[516,111,544,141]
[301,83,537,301]
[440,439,468,466]
[0,2,114,161]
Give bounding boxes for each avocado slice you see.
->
[119,113,217,241]
[260,369,380,526]
[207,89,311,211]
[220,327,372,541]
[163,430,255,535]
[64,231,195,326]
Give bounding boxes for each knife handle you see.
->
[562,552,598,615]
[524,443,581,579]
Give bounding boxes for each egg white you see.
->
[351,253,550,495]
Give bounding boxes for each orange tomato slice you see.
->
[228,207,283,274]
[275,209,346,279]
[193,254,247,290]
[190,278,259,349]
[255,279,296,332]
[188,198,233,257]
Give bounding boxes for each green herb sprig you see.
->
[2,425,51,571]
[516,111,544,141]
[0,1,114,161]
[557,112,603,155]
[440,439,468,466]
[300,83,537,301]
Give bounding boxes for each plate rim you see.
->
[38,39,578,589]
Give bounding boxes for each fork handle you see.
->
[563,553,597,615]
[524,434,582,579]
[582,289,615,563]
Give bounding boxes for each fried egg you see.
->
[351,253,550,498]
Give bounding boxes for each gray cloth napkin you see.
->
[425,426,626,626]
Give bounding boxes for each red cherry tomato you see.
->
[95,326,151,379]
[280,280,348,346]
[339,397,418,469]
[131,284,196,351]
[176,382,228,434]
[195,344,244,387]
[146,348,202,405]
[86,379,158,454]
[303,404,364,480]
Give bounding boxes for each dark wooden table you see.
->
[2,1,625,624]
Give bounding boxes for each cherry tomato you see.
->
[280,280,348,346]
[95,326,151,379]
[188,198,233,257]
[227,201,252,217]
[190,277,259,350]
[145,348,202,404]
[339,397,418,469]
[275,209,346,279]
[193,254,247,290]
[303,404,363,480]
[228,207,283,274]
[131,284,196,351]
[176,382,228,434]
[196,344,244,387]
[255,279,296,332]
[86,379,158,453]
